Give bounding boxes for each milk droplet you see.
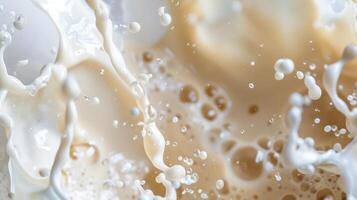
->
[304,75,321,100]
[333,143,342,152]
[198,150,208,160]
[296,71,304,80]
[112,120,119,128]
[274,58,295,74]
[13,14,25,30]
[128,22,141,33]
[93,96,100,104]
[158,7,172,26]
[274,71,284,80]
[314,118,320,124]
[215,179,224,190]
[160,13,172,26]
[131,107,141,116]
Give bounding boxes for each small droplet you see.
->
[128,22,141,33]
[13,14,25,30]
[215,179,225,190]
[198,150,208,160]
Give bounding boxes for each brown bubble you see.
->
[179,85,199,103]
[230,146,263,180]
[257,137,271,150]
[281,194,296,200]
[292,169,304,183]
[208,128,222,143]
[301,182,310,191]
[217,179,230,195]
[310,186,317,194]
[316,188,334,200]
[214,96,228,111]
[201,104,217,121]
[249,105,259,114]
[205,84,218,97]
[342,192,347,200]
[143,51,153,63]
[273,140,284,153]
[267,152,278,166]
[221,140,236,154]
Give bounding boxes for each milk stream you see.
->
[0,0,356,200]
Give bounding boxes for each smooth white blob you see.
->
[128,22,141,33]
[296,71,304,79]
[215,179,224,190]
[198,150,208,160]
[164,165,186,182]
[274,71,284,80]
[274,58,294,74]
[304,75,322,100]
[158,6,172,26]
[13,14,25,30]
[159,13,172,26]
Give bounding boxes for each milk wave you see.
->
[0,0,184,199]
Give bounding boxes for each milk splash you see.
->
[284,44,357,200]
[0,0,185,199]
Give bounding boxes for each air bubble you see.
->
[214,96,227,111]
[282,194,296,200]
[273,140,284,153]
[292,169,304,183]
[249,104,259,114]
[230,146,263,180]
[257,137,271,150]
[205,84,218,97]
[316,188,334,200]
[201,104,217,121]
[179,85,199,103]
